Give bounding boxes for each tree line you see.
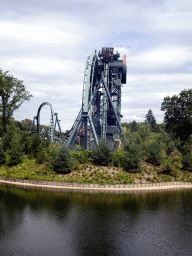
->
[0,69,192,176]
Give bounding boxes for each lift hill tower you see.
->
[66,47,127,150]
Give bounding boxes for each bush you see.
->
[2,121,19,151]
[36,150,46,164]
[181,139,192,171]
[71,150,93,164]
[122,152,141,171]
[145,141,163,166]
[92,139,112,166]
[0,142,6,165]
[160,150,182,177]
[7,134,24,166]
[28,135,42,159]
[112,150,123,167]
[120,137,143,171]
[55,144,74,173]
[113,150,141,172]
[182,153,192,172]
[42,144,61,169]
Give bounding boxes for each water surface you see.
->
[0,185,192,255]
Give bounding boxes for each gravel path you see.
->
[1,178,192,193]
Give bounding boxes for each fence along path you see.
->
[0,176,192,193]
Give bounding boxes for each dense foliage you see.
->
[0,86,191,183]
[8,134,24,166]
[92,139,112,166]
[55,144,74,173]
[0,141,6,166]
[0,69,32,134]
[161,89,192,142]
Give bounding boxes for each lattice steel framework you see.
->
[29,102,64,143]
[66,47,127,150]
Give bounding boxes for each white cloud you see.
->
[163,0,192,13]
[128,46,192,72]
[0,20,83,46]
[3,57,82,76]
[0,0,191,131]
[146,12,192,33]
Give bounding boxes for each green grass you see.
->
[0,157,191,185]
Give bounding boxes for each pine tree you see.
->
[28,134,42,159]
[0,141,6,165]
[2,120,19,151]
[55,144,74,173]
[131,120,138,132]
[92,139,112,166]
[145,109,156,130]
[8,134,24,166]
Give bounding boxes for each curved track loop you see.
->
[82,53,98,113]
[37,102,55,142]
[67,53,98,149]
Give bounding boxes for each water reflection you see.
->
[0,185,192,255]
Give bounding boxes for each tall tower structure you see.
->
[66,47,127,150]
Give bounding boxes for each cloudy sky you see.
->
[1,0,192,131]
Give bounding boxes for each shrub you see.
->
[118,138,143,171]
[71,150,93,164]
[145,141,163,166]
[7,134,24,166]
[113,150,141,172]
[155,128,175,154]
[160,150,182,177]
[0,142,6,166]
[2,121,19,151]
[36,150,46,164]
[28,135,42,159]
[43,144,61,170]
[55,144,74,173]
[181,139,192,171]
[112,150,123,168]
[182,153,192,172]
[92,139,112,166]
[72,159,81,171]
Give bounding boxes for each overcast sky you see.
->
[1,0,192,131]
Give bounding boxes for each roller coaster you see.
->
[29,47,127,150]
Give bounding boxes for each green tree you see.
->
[161,89,192,142]
[0,141,6,165]
[144,141,163,166]
[27,134,42,159]
[131,120,138,132]
[181,135,192,171]
[92,139,112,166]
[0,69,32,134]
[8,134,24,166]
[136,122,152,143]
[2,119,20,151]
[145,109,156,130]
[55,144,74,173]
[122,135,143,171]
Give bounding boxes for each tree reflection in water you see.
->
[0,185,192,255]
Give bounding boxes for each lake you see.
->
[0,185,192,255]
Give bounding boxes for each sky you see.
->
[0,0,192,132]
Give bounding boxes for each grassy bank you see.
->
[0,157,192,185]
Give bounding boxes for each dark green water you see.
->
[0,185,192,256]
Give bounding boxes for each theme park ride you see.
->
[29,47,127,150]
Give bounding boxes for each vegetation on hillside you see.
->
[0,75,192,185]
